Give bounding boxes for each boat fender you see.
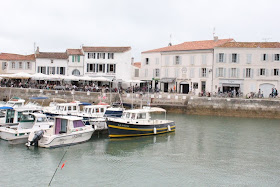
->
[167,125,171,132]
[153,127,157,134]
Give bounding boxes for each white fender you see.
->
[167,125,171,132]
[153,127,157,134]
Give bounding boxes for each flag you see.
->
[61,161,67,169]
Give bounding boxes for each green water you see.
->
[1,114,280,186]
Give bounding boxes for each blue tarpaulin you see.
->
[0,106,13,110]
[80,102,92,106]
[29,97,48,100]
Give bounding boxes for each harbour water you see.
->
[1,114,280,186]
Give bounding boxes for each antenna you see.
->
[34,42,36,53]
[213,27,216,38]
[168,34,172,46]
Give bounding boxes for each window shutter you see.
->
[228,69,231,78]
[237,54,240,63]
[103,64,105,73]
[271,69,274,76]
[173,56,176,65]
[243,68,245,78]
[251,69,254,78]
[215,68,218,78]
[57,67,59,74]
[216,54,219,63]
[93,64,95,72]
[37,66,40,73]
[96,64,98,72]
[87,64,89,72]
[229,54,232,63]
[78,56,80,62]
[72,56,74,62]
[180,56,182,65]
[153,69,155,77]
[113,64,116,73]
[272,54,274,62]
[257,69,260,76]
[261,54,263,61]
[107,64,109,73]
[223,68,226,78]
[266,69,269,77]
[224,54,227,63]
[47,67,49,75]
[206,68,209,78]
[88,53,90,59]
[237,68,240,78]
[266,54,269,61]
[30,62,32,69]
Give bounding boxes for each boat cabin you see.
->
[121,107,167,122]
[6,97,25,108]
[1,108,42,124]
[80,105,109,118]
[55,102,80,115]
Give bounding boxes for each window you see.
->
[145,58,149,65]
[145,69,148,77]
[165,56,170,66]
[165,69,168,77]
[156,58,159,64]
[190,56,195,65]
[274,69,279,76]
[72,69,80,76]
[57,67,65,75]
[275,54,280,61]
[247,54,252,64]
[38,66,46,74]
[27,62,31,69]
[263,54,267,61]
[231,68,237,77]
[232,53,237,63]
[87,63,95,72]
[175,69,179,77]
[11,62,15,69]
[19,62,22,69]
[107,64,116,73]
[2,62,7,70]
[88,53,94,59]
[218,68,223,77]
[219,53,224,62]
[260,68,265,76]
[49,67,55,75]
[193,83,198,89]
[98,64,105,72]
[72,55,80,62]
[175,56,180,64]
[201,68,206,77]
[108,53,114,59]
[202,55,206,64]
[134,69,139,77]
[155,69,160,77]
[246,68,251,78]
[51,60,53,63]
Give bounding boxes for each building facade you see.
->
[141,38,234,94]
[0,53,35,74]
[214,42,280,97]
[66,49,84,76]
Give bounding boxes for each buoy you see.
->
[167,125,171,132]
[153,127,157,134]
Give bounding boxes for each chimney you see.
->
[214,36,218,42]
[35,46,40,54]
[131,57,134,65]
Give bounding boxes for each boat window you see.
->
[61,119,67,133]
[73,106,77,111]
[125,112,130,119]
[6,110,15,123]
[20,114,35,122]
[131,113,136,119]
[56,106,60,110]
[37,117,47,122]
[68,106,72,111]
[101,108,104,113]
[137,113,146,119]
[96,108,99,113]
[73,120,84,128]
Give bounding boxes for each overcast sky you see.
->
[0,0,279,61]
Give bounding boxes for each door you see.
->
[181,84,189,94]
[201,81,206,93]
[164,83,168,92]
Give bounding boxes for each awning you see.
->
[222,83,240,87]
[160,78,175,83]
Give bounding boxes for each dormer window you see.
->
[51,60,54,63]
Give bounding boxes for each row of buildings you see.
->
[1,37,280,97]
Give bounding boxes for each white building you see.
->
[141,38,234,94]
[35,47,68,75]
[82,46,132,86]
[214,42,280,97]
[0,53,35,74]
[66,49,84,76]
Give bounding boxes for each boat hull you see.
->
[0,131,29,144]
[106,121,175,138]
[38,130,94,148]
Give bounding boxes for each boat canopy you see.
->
[30,97,48,100]
[0,106,13,110]
[125,107,166,113]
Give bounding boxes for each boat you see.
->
[26,116,94,148]
[106,107,175,138]
[5,97,25,108]
[104,103,124,118]
[0,113,53,144]
[43,101,81,116]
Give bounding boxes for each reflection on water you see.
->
[1,114,280,186]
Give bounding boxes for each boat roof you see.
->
[0,106,13,110]
[57,102,80,106]
[55,115,83,121]
[124,107,166,113]
[84,105,110,108]
[30,113,47,118]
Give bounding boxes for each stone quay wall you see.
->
[1,87,280,119]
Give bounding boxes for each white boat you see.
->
[106,107,175,138]
[43,101,81,116]
[26,116,94,148]
[0,113,53,144]
[5,97,25,108]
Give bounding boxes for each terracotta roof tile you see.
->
[217,42,280,48]
[133,62,141,68]
[142,39,234,53]
[66,49,84,55]
[36,52,68,59]
[82,46,131,53]
[0,53,35,61]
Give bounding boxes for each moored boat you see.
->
[106,107,175,138]
[26,116,94,148]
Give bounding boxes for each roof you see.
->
[142,39,234,53]
[133,62,141,68]
[0,53,35,61]
[217,42,280,48]
[82,46,131,53]
[124,107,166,113]
[55,115,83,121]
[66,49,84,55]
[36,52,68,59]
